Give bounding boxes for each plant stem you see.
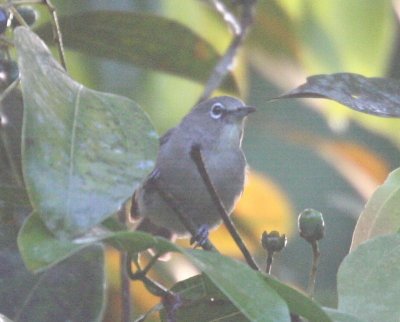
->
[307,240,320,298]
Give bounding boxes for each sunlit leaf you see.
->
[35,11,238,93]
[15,27,158,238]
[338,233,400,322]
[278,73,400,117]
[350,168,400,251]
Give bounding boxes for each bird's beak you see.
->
[235,106,256,117]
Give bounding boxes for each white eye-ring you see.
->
[210,102,225,119]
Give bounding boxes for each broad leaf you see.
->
[0,245,105,322]
[278,73,400,117]
[323,308,363,322]
[338,233,400,322]
[161,274,247,321]
[35,11,238,93]
[14,27,158,238]
[351,168,400,251]
[17,212,174,273]
[17,212,86,272]
[183,249,295,322]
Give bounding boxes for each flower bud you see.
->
[261,230,287,253]
[298,208,325,243]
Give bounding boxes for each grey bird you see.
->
[130,96,255,241]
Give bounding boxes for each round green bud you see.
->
[298,208,325,243]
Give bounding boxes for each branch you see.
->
[198,0,257,102]
[149,171,218,252]
[42,0,67,70]
[190,144,260,271]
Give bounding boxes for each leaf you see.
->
[350,168,400,251]
[338,233,400,322]
[183,249,299,322]
[261,275,332,322]
[0,245,105,322]
[323,308,363,322]
[14,27,158,239]
[17,212,86,273]
[278,73,400,117]
[35,11,238,94]
[161,274,248,322]
[17,212,174,273]
[17,218,329,322]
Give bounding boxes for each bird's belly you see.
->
[141,149,246,236]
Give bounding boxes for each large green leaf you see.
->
[338,233,400,322]
[323,308,363,322]
[35,11,238,94]
[278,73,400,117]
[18,216,330,321]
[17,212,174,273]
[0,245,105,322]
[17,212,86,272]
[351,168,400,251]
[14,27,158,239]
[161,274,248,321]
[183,249,290,322]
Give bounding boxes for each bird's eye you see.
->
[210,103,225,119]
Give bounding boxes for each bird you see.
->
[129,96,255,242]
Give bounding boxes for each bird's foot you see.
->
[190,224,210,248]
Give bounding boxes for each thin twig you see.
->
[265,252,273,274]
[0,84,24,188]
[307,240,320,298]
[41,0,67,70]
[119,252,131,322]
[198,0,256,102]
[117,209,131,322]
[150,173,218,252]
[126,252,172,298]
[190,144,260,271]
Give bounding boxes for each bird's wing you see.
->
[159,128,175,146]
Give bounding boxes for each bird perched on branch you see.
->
[129,96,255,243]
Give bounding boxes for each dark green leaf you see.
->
[338,233,400,322]
[183,249,290,322]
[17,212,86,273]
[35,11,238,93]
[0,245,105,322]
[161,274,247,322]
[351,168,400,251]
[278,73,400,117]
[261,275,332,322]
[14,27,158,238]
[323,308,363,322]
[17,212,174,272]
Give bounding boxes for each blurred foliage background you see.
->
[31,0,400,320]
